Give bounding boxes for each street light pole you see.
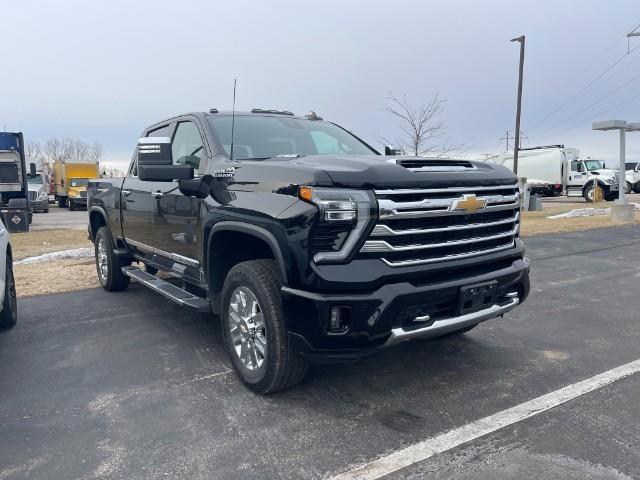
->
[511,35,525,176]
[619,128,626,203]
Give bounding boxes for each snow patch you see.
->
[547,203,640,219]
[16,247,93,265]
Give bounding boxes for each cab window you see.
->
[172,122,203,174]
[571,160,584,173]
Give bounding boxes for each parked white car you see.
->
[0,219,16,329]
[625,162,640,194]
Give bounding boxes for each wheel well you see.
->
[89,210,107,240]
[208,230,275,295]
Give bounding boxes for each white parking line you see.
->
[330,358,640,480]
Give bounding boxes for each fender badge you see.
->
[213,167,236,178]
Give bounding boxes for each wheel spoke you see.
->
[227,286,267,371]
[254,334,266,356]
[249,347,259,367]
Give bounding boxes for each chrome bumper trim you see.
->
[384,297,520,347]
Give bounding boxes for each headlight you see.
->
[299,186,373,263]
[37,191,47,200]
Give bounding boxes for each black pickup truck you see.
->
[88,109,530,394]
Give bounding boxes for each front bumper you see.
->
[282,257,530,362]
[31,199,49,211]
[68,197,87,206]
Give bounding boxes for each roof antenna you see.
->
[230,78,237,161]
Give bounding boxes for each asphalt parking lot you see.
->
[30,205,87,231]
[1,225,640,479]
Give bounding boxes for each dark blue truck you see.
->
[0,132,33,232]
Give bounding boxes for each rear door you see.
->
[121,124,173,253]
[150,120,205,281]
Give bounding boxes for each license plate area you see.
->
[458,280,497,315]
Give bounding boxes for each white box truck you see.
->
[484,145,619,202]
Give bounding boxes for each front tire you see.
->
[221,259,308,394]
[583,183,604,203]
[94,227,130,291]
[625,181,633,194]
[0,255,17,329]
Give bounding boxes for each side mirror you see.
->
[384,145,403,156]
[179,175,213,199]
[139,165,194,182]
[29,162,37,177]
[636,165,640,172]
[137,137,172,166]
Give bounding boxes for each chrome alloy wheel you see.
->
[97,237,109,282]
[228,286,267,371]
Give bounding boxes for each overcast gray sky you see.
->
[2,0,640,166]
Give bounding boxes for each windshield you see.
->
[207,115,377,159]
[27,174,43,184]
[69,178,89,187]
[584,160,604,171]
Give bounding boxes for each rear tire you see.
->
[58,197,66,208]
[221,259,308,394]
[625,181,633,195]
[94,227,130,291]
[68,201,74,211]
[0,255,17,330]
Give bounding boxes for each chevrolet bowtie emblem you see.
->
[451,194,487,213]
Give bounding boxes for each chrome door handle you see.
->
[122,190,131,197]
[151,191,163,199]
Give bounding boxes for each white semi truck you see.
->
[484,145,619,202]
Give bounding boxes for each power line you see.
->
[527,43,640,132]
[530,62,640,140]
[531,89,640,143]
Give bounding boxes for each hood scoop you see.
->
[388,158,476,172]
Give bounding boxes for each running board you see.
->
[122,266,210,312]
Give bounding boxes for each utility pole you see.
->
[501,130,528,151]
[500,131,512,151]
[511,35,525,175]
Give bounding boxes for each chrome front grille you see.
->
[361,184,520,267]
[28,191,38,201]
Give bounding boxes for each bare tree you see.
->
[44,138,63,163]
[87,142,103,163]
[42,137,103,163]
[383,92,468,157]
[26,141,42,159]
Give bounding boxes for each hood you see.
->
[590,168,619,183]
[237,155,517,190]
[67,186,86,197]
[27,183,44,194]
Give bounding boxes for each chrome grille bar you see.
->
[379,201,519,219]
[380,241,516,267]
[370,211,520,236]
[361,225,519,253]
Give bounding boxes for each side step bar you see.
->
[122,266,210,312]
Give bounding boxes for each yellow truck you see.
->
[53,160,100,210]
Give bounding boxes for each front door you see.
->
[567,160,586,188]
[121,172,155,252]
[151,120,205,282]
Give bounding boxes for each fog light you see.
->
[329,306,351,333]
